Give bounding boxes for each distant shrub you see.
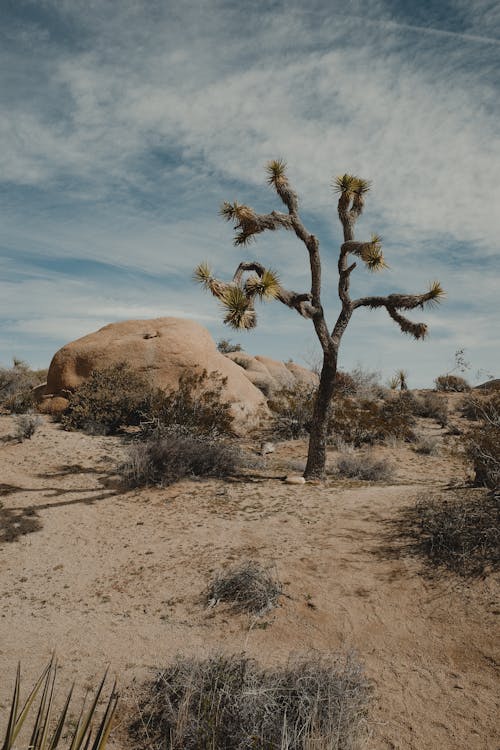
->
[217,339,243,354]
[415,392,449,426]
[400,490,500,577]
[348,366,386,399]
[61,362,151,434]
[121,430,241,487]
[464,393,500,489]
[336,451,394,481]
[334,370,357,396]
[0,360,46,413]
[206,561,282,614]
[434,374,470,392]
[268,383,316,439]
[460,392,489,421]
[414,435,440,455]
[329,395,415,447]
[13,413,43,441]
[130,653,372,750]
[140,370,233,439]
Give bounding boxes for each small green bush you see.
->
[61,362,151,434]
[434,374,470,392]
[130,653,372,750]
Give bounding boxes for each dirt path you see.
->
[0,416,498,749]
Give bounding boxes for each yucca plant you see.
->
[2,659,118,750]
[196,161,445,478]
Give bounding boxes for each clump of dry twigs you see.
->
[396,489,500,577]
[205,560,282,615]
[336,451,394,482]
[130,652,372,750]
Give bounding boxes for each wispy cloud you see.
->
[0,0,498,383]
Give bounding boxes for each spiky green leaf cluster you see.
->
[426,281,446,306]
[220,286,256,329]
[193,262,213,289]
[361,236,388,272]
[245,269,280,299]
[2,659,117,750]
[333,174,371,196]
[265,159,287,186]
[219,201,244,222]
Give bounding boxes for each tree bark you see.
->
[304,350,338,478]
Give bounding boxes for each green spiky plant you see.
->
[2,659,118,750]
[195,161,445,478]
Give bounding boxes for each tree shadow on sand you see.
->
[0,505,42,543]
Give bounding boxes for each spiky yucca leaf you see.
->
[1,662,117,750]
[193,262,213,289]
[352,177,371,195]
[266,159,287,185]
[219,286,255,329]
[219,201,242,222]
[245,269,280,299]
[426,280,446,306]
[333,174,358,195]
[361,245,388,272]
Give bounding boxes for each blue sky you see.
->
[1,0,499,386]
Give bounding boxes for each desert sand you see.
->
[0,412,498,749]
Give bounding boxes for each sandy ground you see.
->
[0,412,498,749]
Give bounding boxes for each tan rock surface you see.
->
[43,318,269,429]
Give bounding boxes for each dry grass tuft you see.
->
[205,560,282,615]
[336,452,394,482]
[130,652,372,750]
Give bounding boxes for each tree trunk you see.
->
[304,351,338,479]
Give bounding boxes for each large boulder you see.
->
[41,318,269,430]
[225,352,318,396]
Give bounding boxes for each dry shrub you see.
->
[329,395,415,447]
[268,383,316,439]
[121,430,241,487]
[414,392,448,426]
[61,362,151,434]
[130,652,372,750]
[434,374,470,392]
[140,370,233,438]
[399,489,500,577]
[61,366,234,437]
[0,360,46,413]
[206,561,282,615]
[13,413,43,441]
[464,393,500,489]
[413,435,440,455]
[336,451,394,481]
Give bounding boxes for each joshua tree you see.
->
[195,161,444,478]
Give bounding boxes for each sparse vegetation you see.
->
[434,374,470,392]
[414,392,449,426]
[130,652,372,750]
[414,435,440,455]
[464,392,500,489]
[268,383,316,439]
[217,339,243,354]
[139,370,234,439]
[61,365,234,437]
[329,395,415,447]
[2,658,117,749]
[0,359,46,414]
[336,451,394,481]
[61,362,151,434]
[206,560,282,615]
[399,489,500,577]
[121,429,242,487]
[13,412,42,441]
